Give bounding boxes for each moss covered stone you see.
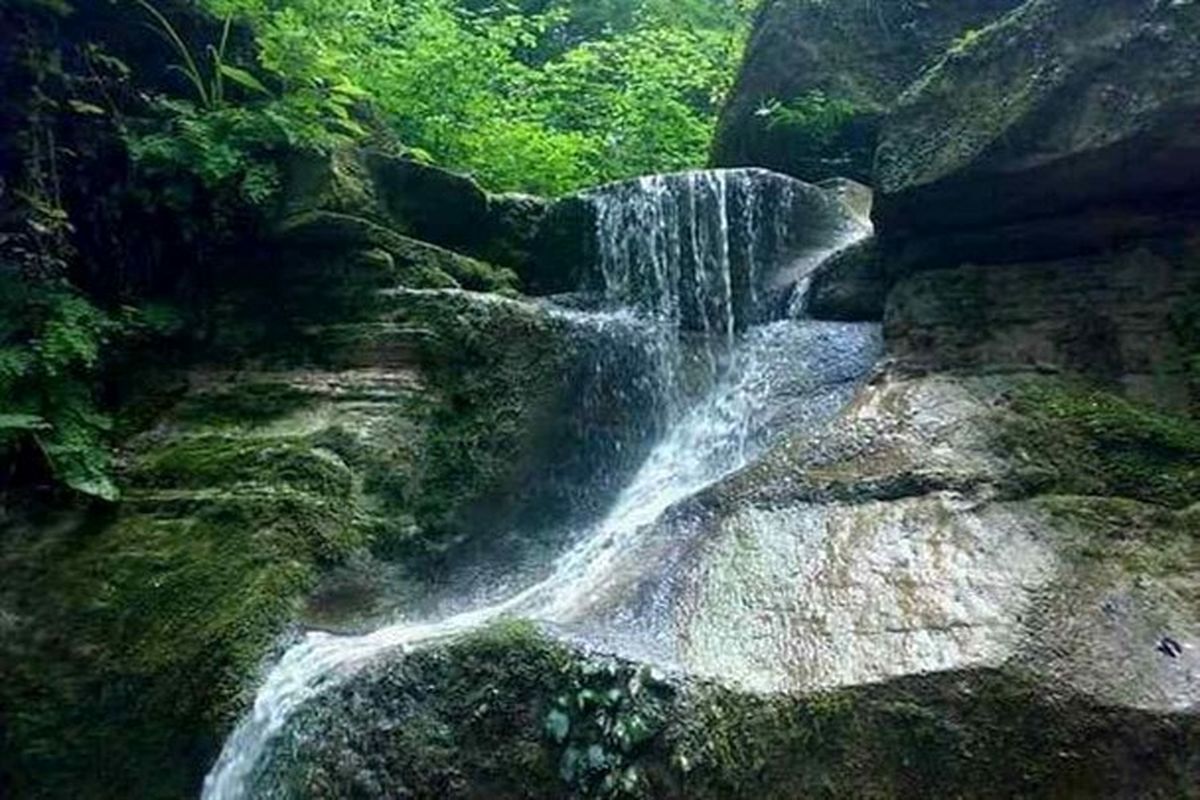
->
[711,0,1023,182]
[387,291,661,562]
[275,211,519,294]
[875,0,1200,239]
[0,373,380,798]
[0,496,350,799]
[998,377,1200,508]
[883,242,1200,409]
[255,624,1199,800]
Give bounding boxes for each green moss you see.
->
[132,435,356,499]
[1033,495,1197,577]
[173,382,318,427]
[0,376,377,798]
[389,293,571,559]
[999,377,1200,507]
[759,91,864,150]
[668,668,1196,799]
[269,621,569,798]
[277,211,519,294]
[0,490,354,799]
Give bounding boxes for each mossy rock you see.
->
[882,242,1200,409]
[0,376,381,798]
[274,211,519,294]
[254,624,1199,799]
[0,493,349,799]
[997,376,1200,508]
[711,0,1023,182]
[389,291,663,562]
[875,0,1200,239]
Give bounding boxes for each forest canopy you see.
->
[199,0,754,195]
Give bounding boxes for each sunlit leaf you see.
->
[218,64,270,95]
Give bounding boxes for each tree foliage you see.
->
[203,0,754,194]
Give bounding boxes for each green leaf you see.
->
[329,117,367,137]
[331,80,369,100]
[67,100,107,116]
[0,413,48,431]
[218,64,270,95]
[64,473,120,502]
[544,709,570,743]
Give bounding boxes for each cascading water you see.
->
[201,169,879,800]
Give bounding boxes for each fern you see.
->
[0,271,120,501]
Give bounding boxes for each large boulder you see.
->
[278,149,559,290]
[567,370,1199,704]
[711,0,1023,182]
[863,0,1200,412]
[875,0,1200,249]
[260,620,1197,800]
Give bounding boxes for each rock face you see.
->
[847,0,1200,410]
[875,0,1200,244]
[262,621,1197,800]
[803,236,888,321]
[885,238,1200,408]
[711,0,1023,182]
[279,149,553,291]
[565,371,1199,708]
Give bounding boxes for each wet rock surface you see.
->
[803,236,887,322]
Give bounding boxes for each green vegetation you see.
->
[1000,378,1200,508]
[544,660,671,797]
[196,0,753,195]
[0,275,119,499]
[757,90,861,150]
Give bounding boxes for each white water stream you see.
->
[202,169,873,799]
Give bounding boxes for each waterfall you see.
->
[201,169,876,800]
[585,169,863,332]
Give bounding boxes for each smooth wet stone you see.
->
[567,371,1199,715]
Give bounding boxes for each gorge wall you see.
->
[2,1,1198,799]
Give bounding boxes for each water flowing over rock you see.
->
[201,169,879,799]
[201,149,1199,798]
[583,169,867,333]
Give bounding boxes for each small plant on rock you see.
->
[544,658,672,798]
